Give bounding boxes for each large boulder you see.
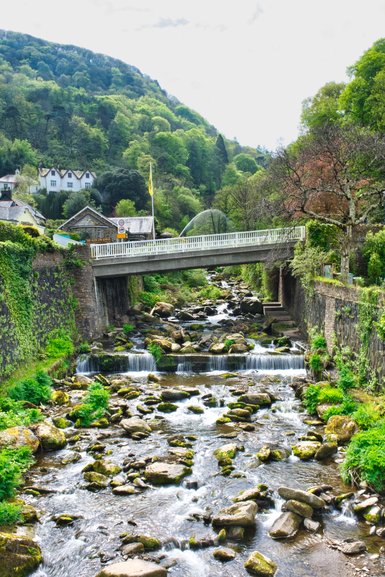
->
[212,501,258,527]
[282,499,313,519]
[213,443,238,464]
[238,393,272,406]
[278,487,325,509]
[95,559,167,577]
[269,512,302,539]
[0,532,42,577]
[150,302,174,318]
[121,417,151,436]
[240,297,264,316]
[160,389,190,401]
[0,427,39,452]
[244,551,277,576]
[32,421,67,451]
[144,462,190,485]
[325,415,358,444]
[291,441,321,460]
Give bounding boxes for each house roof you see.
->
[59,205,117,230]
[110,216,154,235]
[0,174,18,184]
[0,199,45,223]
[39,167,96,180]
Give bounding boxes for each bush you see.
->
[304,384,346,415]
[75,382,110,427]
[0,447,34,500]
[122,323,134,335]
[351,403,382,430]
[196,285,223,300]
[322,395,357,421]
[341,423,385,492]
[303,384,321,414]
[0,502,23,526]
[148,343,163,363]
[45,329,74,358]
[8,371,52,405]
[0,397,43,430]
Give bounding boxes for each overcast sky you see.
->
[2,0,385,150]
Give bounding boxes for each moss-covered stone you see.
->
[157,402,178,413]
[0,532,42,577]
[244,551,277,576]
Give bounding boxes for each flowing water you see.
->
[26,286,385,577]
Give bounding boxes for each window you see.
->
[84,182,91,189]
[68,172,72,178]
[67,182,73,188]
[85,172,90,178]
[51,170,55,176]
[50,180,56,187]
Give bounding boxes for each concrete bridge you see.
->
[73,226,305,338]
[90,226,306,277]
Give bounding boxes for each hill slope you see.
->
[0,30,268,227]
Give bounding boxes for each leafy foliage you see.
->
[147,343,163,363]
[341,423,385,492]
[0,397,43,430]
[0,501,23,526]
[8,370,52,405]
[75,382,110,427]
[0,446,34,500]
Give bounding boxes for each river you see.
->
[25,276,384,577]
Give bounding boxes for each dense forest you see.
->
[0,30,269,230]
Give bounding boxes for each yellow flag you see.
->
[148,163,154,197]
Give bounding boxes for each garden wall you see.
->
[282,270,385,382]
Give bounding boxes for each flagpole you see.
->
[149,163,155,240]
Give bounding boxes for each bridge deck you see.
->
[90,226,305,261]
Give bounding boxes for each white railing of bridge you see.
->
[90,226,306,260]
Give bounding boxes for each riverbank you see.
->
[1,272,385,577]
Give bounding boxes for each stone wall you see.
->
[282,270,385,380]
[0,249,76,380]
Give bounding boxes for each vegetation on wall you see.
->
[0,223,77,380]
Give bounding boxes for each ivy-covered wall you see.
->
[283,271,385,384]
[0,234,77,380]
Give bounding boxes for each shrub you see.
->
[197,285,223,300]
[122,323,135,335]
[303,384,321,414]
[75,382,110,427]
[341,423,385,492]
[78,342,91,354]
[45,329,74,358]
[0,502,23,526]
[8,371,52,405]
[148,343,163,363]
[351,403,382,430]
[311,334,327,351]
[308,353,323,373]
[0,447,34,500]
[0,397,43,430]
[322,395,357,421]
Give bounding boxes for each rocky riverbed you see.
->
[2,274,385,577]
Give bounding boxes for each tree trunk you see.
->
[340,226,353,282]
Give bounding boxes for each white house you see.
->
[38,167,96,192]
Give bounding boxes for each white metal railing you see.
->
[90,226,306,260]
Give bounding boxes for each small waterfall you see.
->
[76,350,156,374]
[176,360,193,374]
[160,353,305,373]
[246,354,304,371]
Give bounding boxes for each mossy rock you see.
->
[187,405,204,414]
[83,459,121,477]
[33,421,67,451]
[214,443,238,463]
[52,417,72,429]
[157,402,178,413]
[0,532,42,577]
[292,441,321,460]
[244,551,277,576]
[51,390,70,405]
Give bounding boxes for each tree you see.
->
[94,168,148,215]
[233,153,259,174]
[271,123,385,277]
[115,199,136,217]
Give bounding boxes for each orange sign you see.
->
[117,233,126,239]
